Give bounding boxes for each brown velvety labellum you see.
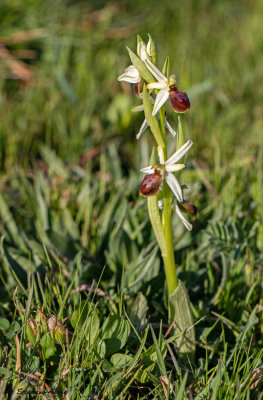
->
[179,200,197,215]
[169,88,190,113]
[140,169,163,197]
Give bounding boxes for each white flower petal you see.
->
[131,104,144,112]
[175,203,192,231]
[140,166,155,174]
[144,57,168,82]
[165,119,177,137]
[118,65,141,84]
[157,146,165,164]
[136,119,148,139]
[147,81,168,90]
[165,140,193,165]
[165,172,183,202]
[165,164,185,172]
[152,89,169,116]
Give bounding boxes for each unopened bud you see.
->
[146,34,157,64]
[137,35,148,62]
[178,200,197,216]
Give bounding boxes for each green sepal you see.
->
[147,196,167,258]
[126,47,155,84]
[162,56,170,77]
[147,34,157,64]
[142,85,165,147]
[168,279,195,361]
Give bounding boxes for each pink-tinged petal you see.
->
[165,173,183,202]
[169,87,190,113]
[118,65,141,84]
[175,203,192,231]
[165,140,193,165]
[152,89,169,116]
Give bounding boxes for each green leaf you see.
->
[9,321,20,333]
[85,308,100,346]
[168,280,195,361]
[40,332,57,359]
[128,292,148,325]
[143,85,165,147]
[100,315,130,356]
[162,56,170,77]
[71,300,90,329]
[0,318,10,331]
[141,340,167,367]
[26,323,37,346]
[150,325,167,377]
[110,353,133,369]
[127,47,155,84]
[137,363,156,383]
[175,373,188,400]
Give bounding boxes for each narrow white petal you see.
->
[165,173,183,202]
[152,89,169,116]
[118,65,141,83]
[131,104,144,112]
[165,119,177,137]
[144,57,168,82]
[147,81,168,90]
[165,140,193,165]
[136,119,148,139]
[165,164,185,172]
[140,166,155,174]
[157,146,165,164]
[175,203,192,231]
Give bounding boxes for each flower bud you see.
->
[178,200,197,216]
[146,34,157,64]
[137,36,148,62]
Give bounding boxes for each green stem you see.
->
[159,108,178,295]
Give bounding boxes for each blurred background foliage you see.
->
[0,0,263,396]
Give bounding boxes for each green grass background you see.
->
[0,0,262,398]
